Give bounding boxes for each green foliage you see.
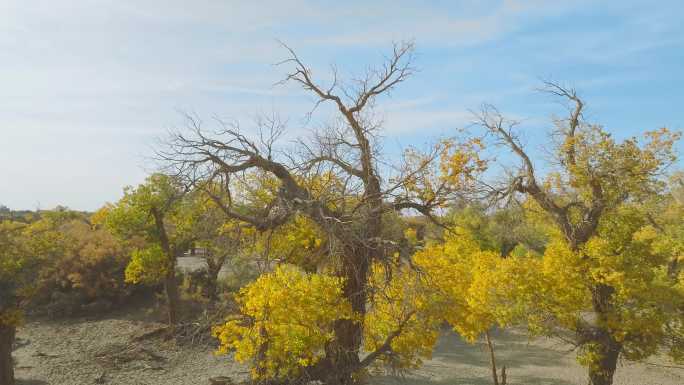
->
[105,174,193,286]
[0,220,34,326]
[2,208,135,319]
[447,204,548,257]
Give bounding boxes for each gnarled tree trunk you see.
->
[314,243,371,385]
[584,284,621,385]
[205,255,226,302]
[587,337,620,385]
[0,323,15,385]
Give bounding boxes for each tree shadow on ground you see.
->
[373,374,577,385]
[23,293,165,327]
[429,329,573,369]
[16,379,48,385]
[372,328,578,385]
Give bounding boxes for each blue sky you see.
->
[1,0,683,210]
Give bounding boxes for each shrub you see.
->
[31,217,137,313]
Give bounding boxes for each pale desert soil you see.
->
[13,314,684,385]
[374,330,684,385]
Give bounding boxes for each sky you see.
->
[1,0,683,211]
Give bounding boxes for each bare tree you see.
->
[158,42,463,384]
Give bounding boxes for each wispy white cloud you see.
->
[0,0,681,210]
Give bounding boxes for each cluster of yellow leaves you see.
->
[2,208,137,326]
[1,202,172,331]
[399,138,487,209]
[413,233,521,342]
[259,214,325,270]
[124,245,168,284]
[560,127,680,208]
[38,218,133,302]
[213,265,354,380]
[299,171,350,212]
[438,138,488,190]
[231,171,280,211]
[356,226,541,372]
[363,229,548,370]
[364,263,442,369]
[583,207,680,360]
[403,227,419,247]
[411,198,683,369]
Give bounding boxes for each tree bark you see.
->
[319,246,369,385]
[151,207,180,326]
[256,308,269,379]
[312,165,382,384]
[205,257,224,302]
[163,271,179,326]
[0,323,15,385]
[587,338,620,385]
[586,284,621,385]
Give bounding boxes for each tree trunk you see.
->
[587,338,620,385]
[484,330,499,385]
[256,308,270,379]
[163,272,179,325]
[205,272,218,302]
[499,241,517,258]
[312,173,382,385]
[205,253,227,302]
[0,323,15,385]
[330,249,369,384]
[151,207,179,326]
[586,284,621,385]
[205,260,221,302]
[667,256,679,281]
[308,241,371,385]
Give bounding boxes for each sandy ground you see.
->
[13,317,247,385]
[177,256,234,277]
[375,329,684,385]
[13,315,684,385]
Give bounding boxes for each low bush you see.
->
[29,216,142,315]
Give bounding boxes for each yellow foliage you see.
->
[364,263,442,369]
[0,309,23,328]
[258,214,326,271]
[213,265,354,380]
[124,245,167,284]
[438,138,488,190]
[514,204,684,364]
[412,233,522,342]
